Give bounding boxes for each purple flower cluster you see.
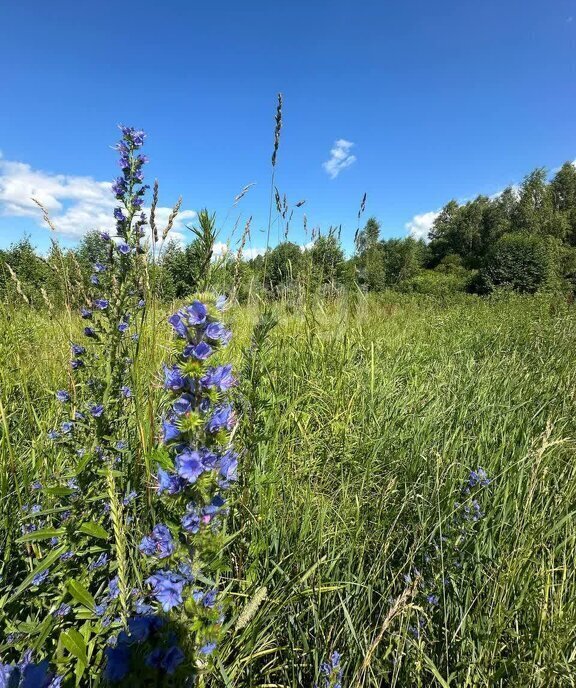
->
[135,296,238,669]
[317,651,343,688]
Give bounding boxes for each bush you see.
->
[477,233,555,294]
[400,268,474,296]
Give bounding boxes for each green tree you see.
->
[550,162,576,245]
[265,241,305,290]
[355,217,380,254]
[478,233,554,293]
[309,234,345,285]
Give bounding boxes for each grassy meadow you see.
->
[1,292,576,686]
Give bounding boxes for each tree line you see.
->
[2,161,576,306]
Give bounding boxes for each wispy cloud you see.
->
[322,139,356,179]
[0,155,195,243]
[405,210,440,241]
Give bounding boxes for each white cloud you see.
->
[322,139,356,179]
[242,247,266,260]
[0,156,195,242]
[405,210,440,241]
[212,242,230,257]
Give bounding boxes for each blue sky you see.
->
[1,0,575,256]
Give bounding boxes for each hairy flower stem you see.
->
[106,470,130,627]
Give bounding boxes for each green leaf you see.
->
[44,487,76,496]
[79,522,108,540]
[16,527,65,544]
[67,579,96,611]
[61,628,88,666]
[8,546,67,604]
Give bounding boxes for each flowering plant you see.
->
[0,128,239,686]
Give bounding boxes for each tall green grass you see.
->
[1,292,576,686]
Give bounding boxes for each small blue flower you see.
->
[206,404,235,433]
[186,301,207,325]
[199,642,217,655]
[90,274,100,285]
[162,417,181,443]
[118,322,129,333]
[94,262,107,273]
[32,569,50,586]
[90,404,104,418]
[55,603,71,617]
[175,449,205,484]
[168,313,188,339]
[71,343,85,356]
[47,430,59,440]
[118,242,131,255]
[60,421,73,434]
[55,390,70,402]
[173,394,195,416]
[108,576,120,600]
[219,450,238,482]
[81,308,92,319]
[100,231,111,241]
[146,570,186,611]
[183,341,213,360]
[157,468,184,495]
[71,359,84,370]
[113,208,126,222]
[94,298,109,309]
[163,365,186,392]
[201,364,236,392]
[139,524,175,559]
[84,327,97,338]
[120,385,132,398]
[89,552,109,571]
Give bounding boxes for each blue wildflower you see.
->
[173,394,195,416]
[183,341,213,360]
[199,642,217,655]
[55,390,70,402]
[90,275,100,285]
[54,603,71,617]
[113,208,126,222]
[163,365,186,392]
[201,364,236,392]
[139,524,175,559]
[94,298,109,309]
[175,448,205,484]
[81,308,92,319]
[146,570,186,612]
[120,385,132,398]
[157,468,184,495]
[168,313,188,339]
[219,450,238,482]
[118,243,131,255]
[162,416,181,443]
[32,569,50,586]
[467,468,491,491]
[71,343,85,356]
[60,421,73,434]
[206,404,236,433]
[186,301,207,325]
[90,404,104,418]
[88,552,108,571]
